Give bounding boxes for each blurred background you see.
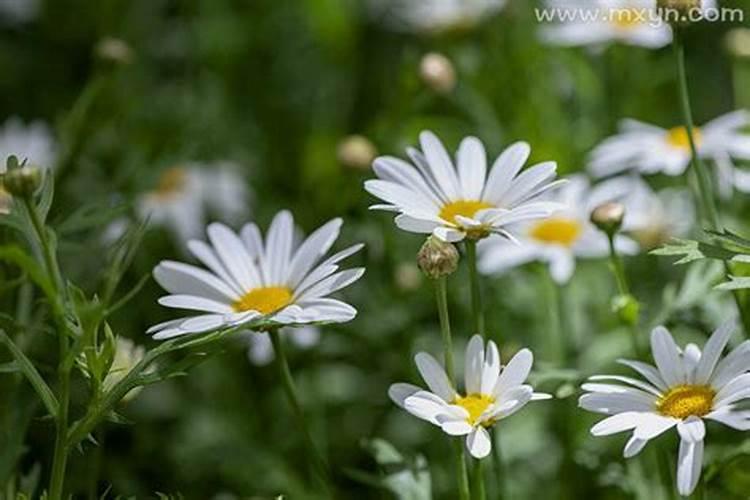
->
[2,0,750,498]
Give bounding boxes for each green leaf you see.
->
[55,203,128,236]
[706,229,750,253]
[716,276,750,291]
[0,245,55,299]
[651,238,738,265]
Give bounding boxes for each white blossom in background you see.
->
[149,211,364,339]
[137,161,251,243]
[365,131,564,243]
[390,335,550,459]
[0,117,57,171]
[587,111,750,198]
[596,175,694,248]
[0,0,39,25]
[478,175,638,284]
[370,0,506,33]
[580,323,750,496]
[241,325,320,366]
[102,338,147,402]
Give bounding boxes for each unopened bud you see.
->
[657,0,702,25]
[725,28,750,59]
[611,294,640,326]
[590,202,625,236]
[417,236,459,279]
[337,135,377,171]
[3,164,42,198]
[419,52,456,94]
[95,37,134,65]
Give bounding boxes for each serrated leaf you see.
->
[651,238,738,265]
[716,276,750,291]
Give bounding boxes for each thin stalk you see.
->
[472,459,486,500]
[465,240,485,338]
[269,328,333,497]
[435,277,471,500]
[23,198,63,294]
[48,366,70,500]
[606,234,642,358]
[673,31,750,336]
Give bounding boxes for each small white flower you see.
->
[580,322,750,497]
[365,131,564,243]
[242,325,320,366]
[478,175,638,284]
[137,162,251,243]
[587,111,750,197]
[539,0,673,49]
[370,0,506,33]
[599,175,694,248]
[389,335,550,459]
[149,211,364,340]
[0,117,56,170]
[103,337,147,402]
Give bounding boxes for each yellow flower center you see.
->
[666,126,702,150]
[454,393,495,426]
[439,200,493,225]
[529,218,582,247]
[232,286,293,314]
[657,385,715,419]
[153,167,187,199]
[610,8,642,29]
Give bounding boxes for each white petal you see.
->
[264,211,295,285]
[711,340,750,389]
[651,326,687,386]
[588,375,662,397]
[633,413,678,440]
[624,435,649,458]
[694,321,735,384]
[676,437,704,497]
[464,335,484,395]
[404,391,450,426]
[388,383,422,408]
[480,340,501,394]
[286,218,342,287]
[617,359,669,392]
[705,408,750,430]
[207,223,261,290]
[157,294,233,314]
[465,426,492,459]
[419,131,461,200]
[494,348,533,397]
[436,414,474,436]
[590,412,642,436]
[677,417,705,443]
[415,352,456,402]
[457,136,487,200]
[714,373,750,407]
[482,142,530,204]
[154,261,239,303]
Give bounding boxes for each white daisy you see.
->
[370,0,506,33]
[539,0,672,49]
[587,111,750,197]
[478,175,638,284]
[149,211,364,340]
[365,131,564,243]
[389,335,550,459]
[580,322,750,497]
[598,175,694,249]
[241,325,320,366]
[137,161,251,243]
[0,117,56,170]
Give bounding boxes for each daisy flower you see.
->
[0,117,56,169]
[241,325,320,366]
[587,111,750,197]
[137,161,251,243]
[598,175,694,249]
[370,0,506,33]
[580,322,750,496]
[478,175,638,284]
[149,211,364,340]
[389,335,550,459]
[365,131,564,243]
[539,0,672,49]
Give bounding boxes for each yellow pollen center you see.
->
[666,126,702,150]
[657,385,715,419]
[454,393,495,426]
[232,286,293,314]
[610,8,642,29]
[154,167,187,199]
[529,218,582,247]
[439,200,493,225]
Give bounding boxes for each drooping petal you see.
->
[415,352,456,402]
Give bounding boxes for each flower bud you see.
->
[590,202,625,236]
[725,28,750,59]
[95,37,134,65]
[417,236,459,279]
[419,52,456,94]
[337,135,377,171]
[3,164,42,198]
[657,0,702,25]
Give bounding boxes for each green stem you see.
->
[0,330,58,418]
[465,240,485,338]
[269,328,333,496]
[673,32,750,337]
[22,198,63,295]
[435,277,470,500]
[606,234,642,358]
[48,366,70,500]
[472,458,486,500]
